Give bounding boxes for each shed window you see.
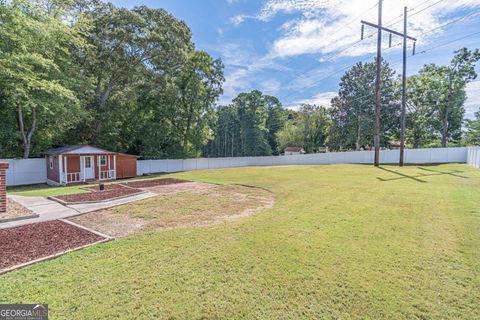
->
[49,157,54,170]
[99,155,107,166]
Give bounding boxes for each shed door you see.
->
[82,156,95,179]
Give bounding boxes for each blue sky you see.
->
[111,0,480,119]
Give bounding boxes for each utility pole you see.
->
[399,6,408,166]
[361,2,416,167]
[374,0,382,167]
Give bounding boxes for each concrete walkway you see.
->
[2,192,156,229]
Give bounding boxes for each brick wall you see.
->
[0,161,9,213]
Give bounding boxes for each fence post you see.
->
[0,161,9,213]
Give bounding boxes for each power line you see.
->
[279,0,446,100]
[416,31,480,54]
[272,2,381,91]
[282,12,480,103]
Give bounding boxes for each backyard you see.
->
[1,163,479,319]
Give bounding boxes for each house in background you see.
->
[45,145,138,185]
[284,147,306,156]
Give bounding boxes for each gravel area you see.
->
[0,199,36,222]
[121,178,190,189]
[0,220,104,270]
[52,187,143,204]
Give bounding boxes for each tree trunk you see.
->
[355,115,361,151]
[441,114,448,147]
[17,106,36,159]
[92,77,115,143]
[442,75,454,148]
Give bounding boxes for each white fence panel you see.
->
[136,147,469,176]
[183,159,197,171]
[467,147,480,168]
[4,147,471,185]
[405,148,431,163]
[136,160,151,176]
[379,150,399,164]
[447,147,468,163]
[196,158,210,170]
[166,160,184,172]
[4,159,47,186]
[150,160,168,173]
[208,158,223,169]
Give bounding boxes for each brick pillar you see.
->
[0,161,9,213]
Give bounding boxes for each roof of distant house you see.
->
[284,147,304,152]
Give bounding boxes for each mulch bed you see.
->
[0,220,104,271]
[0,200,37,222]
[52,187,143,204]
[121,178,190,189]
[83,184,130,192]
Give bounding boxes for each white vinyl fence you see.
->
[2,147,473,186]
[3,158,46,186]
[137,147,468,175]
[467,147,480,168]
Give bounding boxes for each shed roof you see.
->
[45,145,138,157]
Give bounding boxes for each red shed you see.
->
[45,145,139,185]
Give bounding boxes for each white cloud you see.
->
[222,0,480,105]
[230,14,249,26]
[465,80,480,120]
[245,0,480,59]
[286,91,337,109]
[216,42,291,104]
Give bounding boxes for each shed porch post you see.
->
[64,155,68,184]
[58,155,63,184]
[113,155,117,180]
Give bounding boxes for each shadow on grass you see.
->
[418,167,469,179]
[376,166,469,183]
[377,167,427,183]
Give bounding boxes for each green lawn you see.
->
[7,183,89,197]
[7,173,169,197]
[1,164,480,319]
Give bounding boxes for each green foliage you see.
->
[329,59,400,151]
[464,108,480,146]
[277,104,331,153]
[207,90,286,157]
[408,48,480,147]
[0,0,86,158]
[0,0,477,158]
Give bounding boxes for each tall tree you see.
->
[0,0,85,158]
[329,59,400,151]
[406,74,441,148]
[80,2,194,143]
[411,48,480,147]
[136,51,224,159]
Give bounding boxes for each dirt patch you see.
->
[139,181,216,195]
[121,178,190,189]
[0,199,37,222]
[69,185,275,238]
[51,187,143,204]
[0,220,104,271]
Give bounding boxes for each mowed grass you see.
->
[7,173,169,197]
[7,183,89,197]
[1,164,480,319]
